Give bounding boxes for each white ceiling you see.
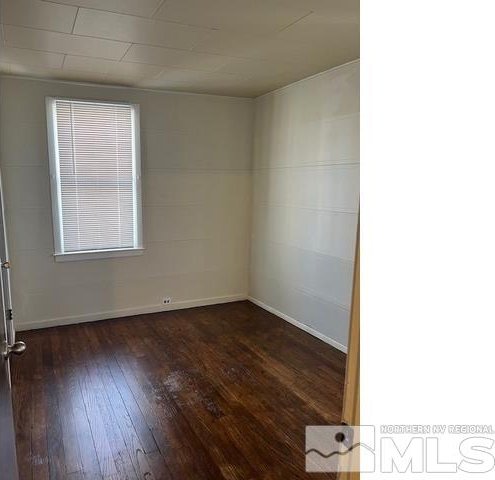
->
[0,0,359,97]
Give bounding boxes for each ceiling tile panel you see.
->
[276,14,359,68]
[37,0,164,17]
[153,68,243,85]
[277,0,359,19]
[1,0,78,33]
[73,8,214,50]
[2,63,108,82]
[122,44,188,66]
[123,44,228,72]
[193,31,312,63]
[154,0,312,34]
[106,61,163,78]
[137,68,251,95]
[277,13,359,45]
[64,55,163,78]
[62,55,114,73]
[3,25,131,60]
[215,57,295,77]
[0,45,65,69]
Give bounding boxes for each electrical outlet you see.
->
[163,297,172,304]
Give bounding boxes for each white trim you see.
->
[46,97,64,254]
[256,59,360,100]
[46,96,137,106]
[248,296,348,353]
[54,247,145,262]
[131,102,143,249]
[15,294,247,331]
[46,97,144,257]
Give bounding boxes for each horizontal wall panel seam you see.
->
[252,270,351,312]
[251,237,355,265]
[253,161,359,170]
[253,202,358,214]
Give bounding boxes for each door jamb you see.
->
[339,220,360,479]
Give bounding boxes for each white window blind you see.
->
[46,98,143,260]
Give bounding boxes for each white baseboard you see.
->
[247,296,348,353]
[16,294,348,355]
[16,294,248,332]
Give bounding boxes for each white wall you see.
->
[250,61,359,351]
[0,77,253,329]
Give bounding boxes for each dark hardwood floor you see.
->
[11,301,346,480]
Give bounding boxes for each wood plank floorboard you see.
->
[12,301,346,480]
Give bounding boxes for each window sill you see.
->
[54,247,145,262]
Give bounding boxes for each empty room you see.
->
[0,0,360,479]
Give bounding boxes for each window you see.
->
[46,97,143,261]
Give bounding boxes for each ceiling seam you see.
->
[276,10,315,34]
[1,24,213,52]
[0,38,129,62]
[41,0,197,23]
[119,43,134,62]
[0,44,262,77]
[70,7,79,34]
[62,4,217,31]
[0,37,300,74]
[151,0,167,19]
[1,24,288,66]
[39,0,173,22]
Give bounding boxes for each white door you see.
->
[0,169,21,479]
[0,169,25,365]
[0,171,14,345]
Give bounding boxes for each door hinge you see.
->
[6,308,12,321]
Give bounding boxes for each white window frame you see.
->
[45,96,144,262]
